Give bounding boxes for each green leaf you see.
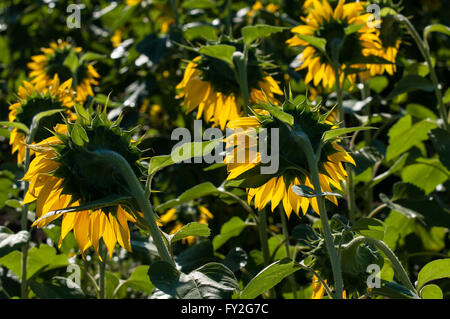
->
[5,199,21,209]
[212,217,249,251]
[170,139,222,164]
[170,222,211,244]
[379,193,424,220]
[291,185,343,198]
[417,259,450,291]
[296,34,326,52]
[0,244,68,279]
[79,52,107,63]
[322,126,376,143]
[387,75,435,99]
[241,24,284,46]
[420,284,443,299]
[71,123,89,146]
[401,158,449,194]
[369,76,389,94]
[0,227,30,258]
[385,115,437,161]
[369,281,417,299]
[344,23,365,35]
[148,155,174,177]
[183,24,218,41]
[198,45,236,66]
[429,128,450,170]
[253,102,294,125]
[350,218,386,240]
[406,103,437,120]
[148,261,238,299]
[0,121,29,134]
[424,24,450,41]
[115,265,155,296]
[240,259,301,299]
[156,182,219,212]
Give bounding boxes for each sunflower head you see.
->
[28,39,100,103]
[176,37,282,129]
[225,93,355,217]
[287,0,388,88]
[8,75,75,164]
[23,107,145,258]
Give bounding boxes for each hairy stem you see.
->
[93,150,174,266]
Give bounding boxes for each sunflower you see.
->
[27,40,100,103]
[22,113,145,259]
[111,30,122,48]
[224,96,355,218]
[8,75,75,164]
[159,204,213,245]
[286,0,384,89]
[361,14,402,78]
[176,46,283,130]
[248,1,280,18]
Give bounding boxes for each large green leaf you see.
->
[0,244,68,280]
[416,259,450,291]
[212,217,249,251]
[240,259,301,299]
[401,158,449,194]
[170,222,211,244]
[148,261,238,299]
[170,139,223,164]
[241,24,284,46]
[198,45,236,66]
[385,115,437,161]
[113,265,155,297]
[0,227,29,258]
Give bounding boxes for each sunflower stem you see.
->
[396,14,449,132]
[343,236,417,294]
[257,207,275,298]
[279,208,298,298]
[333,65,356,221]
[233,50,250,116]
[99,241,106,299]
[20,146,30,299]
[226,0,232,37]
[361,80,373,214]
[169,0,180,28]
[92,150,174,266]
[293,130,344,299]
